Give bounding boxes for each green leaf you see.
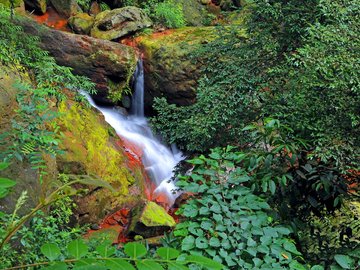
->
[96,243,116,257]
[105,259,135,270]
[181,235,195,251]
[209,237,221,247]
[311,266,325,270]
[195,237,209,249]
[124,242,147,259]
[0,178,16,188]
[183,204,198,218]
[157,247,180,260]
[77,178,115,192]
[67,239,88,259]
[289,261,306,270]
[168,262,190,270]
[284,242,302,256]
[136,260,164,270]
[269,180,276,195]
[334,254,354,269]
[186,255,224,270]
[0,162,10,171]
[41,243,61,261]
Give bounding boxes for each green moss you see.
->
[58,100,135,196]
[0,0,23,8]
[140,201,176,227]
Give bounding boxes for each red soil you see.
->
[31,7,70,32]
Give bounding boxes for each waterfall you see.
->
[130,60,144,117]
[81,60,183,207]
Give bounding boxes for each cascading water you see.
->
[82,60,183,206]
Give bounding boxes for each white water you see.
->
[82,60,183,206]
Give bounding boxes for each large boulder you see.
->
[68,12,95,34]
[50,0,82,17]
[18,18,138,104]
[0,63,146,224]
[126,201,176,238]
[91,6,152,41]
[136,27,216,110]
[24,0,46,14]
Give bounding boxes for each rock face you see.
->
[24,0,46,14]
[50,0,82,17]
[137,27,216,110]
[126,201,176,238]
[68,13,95,34]
[0,63,146,224]
[18,18,138,104]
[91,6,152,41]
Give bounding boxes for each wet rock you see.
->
[126,201,176,238]
[18,17,138,104]
[137,27,216,110]
[50,0,82,17]
[24,0,46,14]
[68,12,95,34]
[91,6,152,41]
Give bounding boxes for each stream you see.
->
[82,60,184,207]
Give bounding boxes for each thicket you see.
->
[151,0,360,170]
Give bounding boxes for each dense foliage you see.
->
[151,0,360,170]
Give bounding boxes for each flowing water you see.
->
[82,60,183,206]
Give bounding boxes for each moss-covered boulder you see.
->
[57,98,146,224]
[91,6,152,41]
[126,201,176,238]
[49,0,82,17]
[68,12,95,34]
[19,18,138,104]
[24,0,46,14]
[178,0,213,26]
[137,27,216,109]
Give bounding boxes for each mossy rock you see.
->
[57,99,147,224]
[68,12,95,34]
[126,201,176,238]
[137,27,217,109]
[91,6,152,41]
[49,0,82,17]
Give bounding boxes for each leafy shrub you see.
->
[153,0,186,28]
[174,147,311,269]
[8,240,224,269]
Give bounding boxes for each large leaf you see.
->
[0,162,10,171]
[0,177,16,188]
[105,259,135,270]
[186,255,224,270]
[41,243,61,261]
[124,242,147,259]
[96,243,116,257]
[136,260,164,270]
[181,236,195,251]
[168,262,190,270]
[42,262,68,270]
[156,247,180,260]
[77,177,115,193]
[67,239,88,259]
[334,254,354,269]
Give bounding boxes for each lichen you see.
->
[58,100,135,196]
[140,201,176,227]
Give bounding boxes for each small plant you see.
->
[5,241,224,269]
[154,0,186,28]
[175,147,310,269]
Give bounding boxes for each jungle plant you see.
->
[153,0,185,28]
[1,241,224,270]
[174,147,314,269]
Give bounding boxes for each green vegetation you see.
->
[151,0,360,169]
[0,0,359,269]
